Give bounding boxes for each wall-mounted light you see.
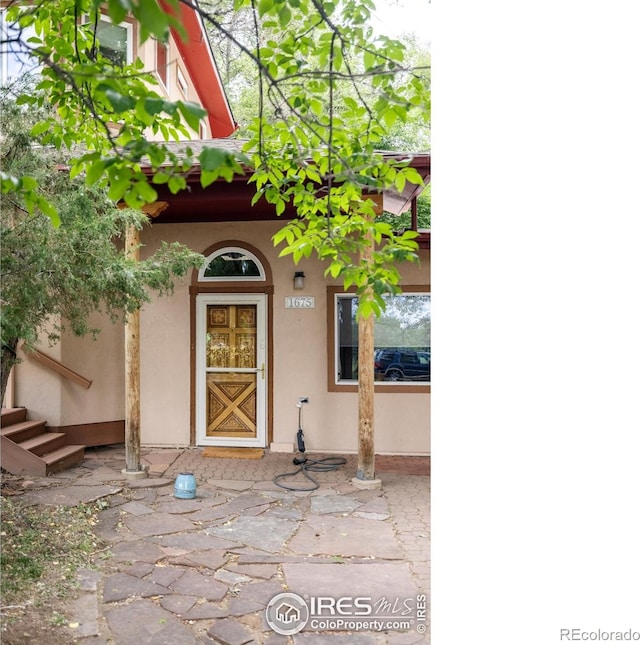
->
[293,271,305,290]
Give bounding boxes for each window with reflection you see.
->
[200,248,265,281]
[336,293,430,385]
[0,11,40,84]
[96,18,132,66]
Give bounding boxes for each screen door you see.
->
[196,294,266,446]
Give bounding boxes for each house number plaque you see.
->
[285,296,315,309]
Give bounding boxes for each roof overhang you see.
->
[380,153,431,215]
[145,140,430,247]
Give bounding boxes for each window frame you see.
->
[95,15,133,67]
[198,246,266,283]
[327,285,430,393]
[0,9,40,84]
[154,38,168,89]
[176,64,188,96]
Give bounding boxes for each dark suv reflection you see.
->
[374,349,430,382]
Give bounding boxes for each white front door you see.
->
[195,294,267,447]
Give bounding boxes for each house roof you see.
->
[146,138,430,247]
[376,150,430,216]
[160,1,237,137]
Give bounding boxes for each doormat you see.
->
[202,447,264,460]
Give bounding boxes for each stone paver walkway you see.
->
[8,446,430,644]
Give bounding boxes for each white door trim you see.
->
[195,293,267,447]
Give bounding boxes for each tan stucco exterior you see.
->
[136,27,211,139]
[14,220,430,455]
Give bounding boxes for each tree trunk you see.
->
[1,339,18,406]
[124,226,142,472]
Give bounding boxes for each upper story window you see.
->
[0,10,40,85]
[155,39,168,87]
[1,12,132,84]
[199,247,266,282]
[176,65,188,96]
[332,289,430,389]
[95,17,132,66]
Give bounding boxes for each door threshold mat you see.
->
[202,447,264,459]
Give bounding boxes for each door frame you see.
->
[195,293,267,447]
[189,241,274,447]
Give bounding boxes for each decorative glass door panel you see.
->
[206,305,256,438]
[196,296,266,446]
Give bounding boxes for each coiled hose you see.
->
[273,455,347,491]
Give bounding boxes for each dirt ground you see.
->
[1,605,78,645]
[1,474,88,645]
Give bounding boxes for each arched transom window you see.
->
[198,247,266,282]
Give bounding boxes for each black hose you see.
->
[273,456,347,491]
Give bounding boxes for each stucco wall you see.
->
[138,271,193,446]
[12,314,125,428]
[60,311,125,426]
[12,220,430,455]
[13,320,64,426]
[137,26,208,139]
[139,220,430,455]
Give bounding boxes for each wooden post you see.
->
[356,295,375,479]
[355,194,383,482]
[124,225,143,474]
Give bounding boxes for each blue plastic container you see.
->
[174,472,197,499]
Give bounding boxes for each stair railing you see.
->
[21,344,92,389]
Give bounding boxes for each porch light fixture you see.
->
[293,271,305,290]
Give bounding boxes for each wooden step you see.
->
[1,407,27,427]
[1,420,47,443]
[1,435,47,476]
[1,407,86,476]
[42,445,85,474]
[19,432,66,457]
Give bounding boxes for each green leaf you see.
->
[143,97,166,116]
[168,175,186,194]
[37,197,60,227]
[135,100,154,126]
[152,171,171,184]
[123,188,143,209]
[272,228,288,245]
[364,50,375,70]
[137,0,172,42]
[107,172,132,202]
[218,166,235,182]
[201,169,220,188]
[178,102,207,131]
[382,108,398,129]
[399,230,420,241]
[402,167,424,186]
[0,171,22,193]
[199,147,228,172]
[135,181,158,204]
[278,245,295,258]
[30,121,50,136]
[107,0,127,24]
[104,89,135,113]
[258,0,274,15]
[358,299,374,320]
[86,161,106,186]
[278,5,292,27]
